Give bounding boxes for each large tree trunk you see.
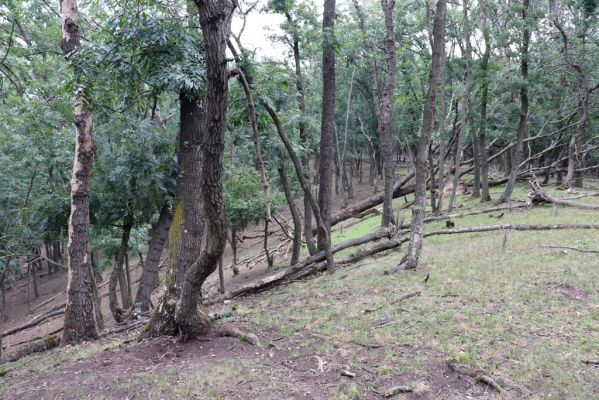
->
[135,203,172,312]
[144,94,206,336]
[317,0,336,259]
[497,0,530,203]
[278,162,302,266]
[396,0,446,270]
[109,218,133,323]
[60,0,102,344]
[478,0,492,202]
[352,0,397,227]
[174,0,235,339]
[448,0,473,211]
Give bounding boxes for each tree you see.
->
[60,0,103,344]
[395,0,446,271]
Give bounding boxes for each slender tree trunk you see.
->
[397,0,446,270]
[135,203,172,312]
[498,0,530,203]
[109,219,132,323]
[317,0,336,258]
[145,93,206,337]
[231,227,239,275]
[278,162,302,266]
[285,12,316,256]
[471,132,481,198]
[264,103,334,271]
[174,0,235,338]
[448,0,473,211]
[60,0,102,344]
[479,0,492,202]
[234,69,273,268]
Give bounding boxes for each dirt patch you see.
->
[540,282,590,302]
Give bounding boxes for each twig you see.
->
[541,245,599,254]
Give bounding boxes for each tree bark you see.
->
[174,0,235,339]
[60,0,102,344]
[278,162,302,266]
[398,0,446,270]
[135,203,171,312]
[144,94,206,336]
[317,0,336,257]
[497,0,530,203]
[109,217,133,323]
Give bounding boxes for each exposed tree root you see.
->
[446,359,503,393]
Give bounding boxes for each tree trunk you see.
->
[145,93,206,337]
[497,0,530,203]
[478,0,492,202]
[60,0,102,344]
[45,244,53,275]
[317,0,336,259]
[174,0,235,339]
[135,203,172,312]
[352,0,397,227]
[448,0,473,211]
[398,0,446,270]
[471,131,481,198]
[231,227,239,275]
[285,12,316,257]
[109,218,133,322]
[278,161,302,266]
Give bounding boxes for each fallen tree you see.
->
[528,179,599,209]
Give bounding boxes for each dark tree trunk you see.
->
[398,0,446,270]
[60,0,102,344]
[145,93,206,337]
[135,203,172,312]
[498,0,530,203]
[231,227,239,275]
[317,0,336,257]
[109,218,133,322]
[278,161,302,266]
[478,0,492,202]
[174,0,235,339]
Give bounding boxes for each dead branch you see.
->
[541,245,599,254]
[383,385,413,397]
[1,308,64,338]
[528,179,599,209]
[214,324,261,347]
[446,359,503,393]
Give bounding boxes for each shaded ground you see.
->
[1,178,599,399]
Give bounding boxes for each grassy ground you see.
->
[1,182,598,399]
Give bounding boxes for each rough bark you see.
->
[60,0,102,344]
[317,0,336,256]
[399,0,446,270]
[278,162,302,266]
[144,94,205,337]
[135,203,172,312]
[174,0,235,339]
[497,0,530,203]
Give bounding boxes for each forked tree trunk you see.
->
[497,0,530,203]
[317,0,336,257]
[60,0,102,344]
[174,0,235,339]
[135,203,172,312]
[397,0,446,270]
[144,94,206,337]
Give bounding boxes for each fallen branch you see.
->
[1,308,64,338]
[383,385,413,397]
[214,324,261,347]
[446,359,503,393]
[528,179,599,209]
[541,245,599,254]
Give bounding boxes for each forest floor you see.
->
[1,178,598,399]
